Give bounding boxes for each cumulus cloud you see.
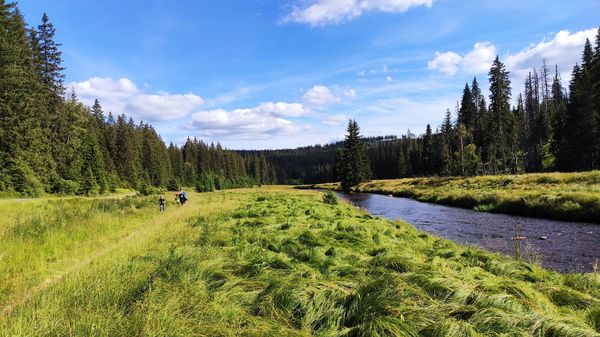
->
[505,28,598,82]
[186,102,309,138]
[186,85,354,139]
[70,77,204,121]
[427,42,496,75]
[303,85,356,107]
[461,42,497,74]
[303,85,341,106]
[427,28,597,78]
[283,0,433,26]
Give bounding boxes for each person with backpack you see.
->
[180,190,188,205]
[159,195,166,212]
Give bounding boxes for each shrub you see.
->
[139,184,165,196]
[323,190,338,205]
[51,175,80,195]
[196,173,215,193]
[166,178,180,191]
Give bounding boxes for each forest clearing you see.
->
[1,188,599,336]
[3,1,600,336]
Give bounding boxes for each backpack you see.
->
[182,191,187,200]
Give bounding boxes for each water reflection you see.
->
[338,192,600,273]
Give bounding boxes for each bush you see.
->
[51,175,80,195]
[196,173,215,193]
[323,190,338,205]
[139,184,165,196]
[167,178,180,191]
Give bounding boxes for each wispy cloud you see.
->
[283,0,433,26]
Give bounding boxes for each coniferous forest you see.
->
[2,0,600,194]
[0,3,276,196]
[253,33,600,185]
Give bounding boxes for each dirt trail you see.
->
[0,199,201,317]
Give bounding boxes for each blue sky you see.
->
[19,0,600,149]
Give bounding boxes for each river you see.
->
[337,192,600,273]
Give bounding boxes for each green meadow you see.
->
[312,171,600,223]
[1,187,599,336]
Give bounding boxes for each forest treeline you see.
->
[2,1,599,194]
[254,29,600,184]
[0,2,275,196]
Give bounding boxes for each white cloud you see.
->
[386,75,393,82]
[322,114,349,126]
[283,0,433,26]
[303,85,341,106]
[186,102,309,138]
[427,42,496,75]
[302,85,356,107]
[257,101,311,117]
[427,51,462,75]
[186,85,354,140]
[70,77,204,121]
[462,42,497,74]
[427,28,597,79]
[505,28,598,83]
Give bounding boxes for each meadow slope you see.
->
[311,171,600,223]
[0,187,599,336]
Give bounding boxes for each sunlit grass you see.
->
[313,171,600,223]
[0,187,598,336]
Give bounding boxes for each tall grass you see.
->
[0,187,599,336]
[313,171,600,223]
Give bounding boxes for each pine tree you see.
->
[0,4,55,191]
[592,28,600,167]
[551,67,569,170]
[440,109,454,176]
[340,120,371,191]
[80,133,105,194]
[421,124,434,174]
[488,56,512,173]
[35,13,65,97]
[458,83,476,134]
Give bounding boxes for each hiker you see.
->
[180,190,188,205]
[159,195,166,212]
[175,192,180,206]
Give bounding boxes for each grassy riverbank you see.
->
[1,187,599,336]
[311,171,600,223]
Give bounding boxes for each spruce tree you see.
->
[340,119,371,192]
[421,124,434,174]
[35,13,65,97]
[488,56,512,172]
[458,83,475,133]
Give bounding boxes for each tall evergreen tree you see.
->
[421,124,434,174]
[487,56,512,173]
[339,120,371,191]
[458,83,476,134]
[35,13,65,97]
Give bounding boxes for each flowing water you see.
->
[338,192,600,273]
